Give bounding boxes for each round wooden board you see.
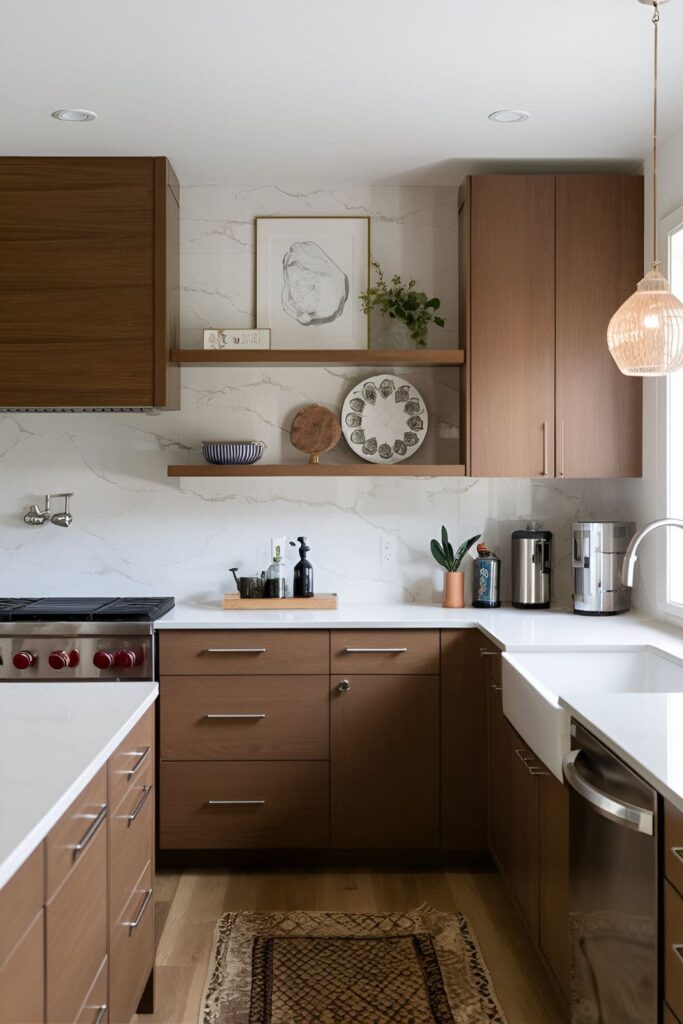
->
[290,404,342,458]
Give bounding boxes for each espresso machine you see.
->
[511,522,552,609]
[571,521,635,615]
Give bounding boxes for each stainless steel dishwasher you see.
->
[562,722,658,1024]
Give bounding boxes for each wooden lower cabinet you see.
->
[487,656,515,882]
[75,957,108,1024]
[160,761,329,849]
[539,772,570,999]
[440,633,488,853]
[110,862,154,1024]
[512,742,540,944]
[665,875,683,1023]
[0,910,44,1024]
[331,673,439,849]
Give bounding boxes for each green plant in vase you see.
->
[360,260,446,349]
[430,526,481,608]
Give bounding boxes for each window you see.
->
[664,206,683,609]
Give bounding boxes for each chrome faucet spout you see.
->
[620,518,683,588]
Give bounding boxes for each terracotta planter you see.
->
[443,571,465,609]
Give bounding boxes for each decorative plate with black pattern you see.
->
[341,374,428,464]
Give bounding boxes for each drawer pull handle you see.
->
[672,846,683,863]
[126,746,150,780]
[204,648,267,654]
[127,784,152,826]
[490,683,502,692]
[515,748,534,765]
[343,647,408,654]
[338,679,351,693]
[207,799,265,806]
[673,944,683,964]
[480,649,498,657]
[72,804,107,860]
[123,888,153,933]
[88,1005,107,1024]
[528,767,550,776]
[205,713,266,720]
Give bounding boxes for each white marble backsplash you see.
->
[0,183,631,607]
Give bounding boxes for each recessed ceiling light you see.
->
[51,109,97,122]
[488,109,530,124]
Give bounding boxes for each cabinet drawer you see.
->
[108,760,153,923]
[109,862,154,1024]
[330,630,439,674]
[160,675,329,760]
[666,800,683,897]
[159,761,329,849]
[46,822,107,1024]
[0,844,43,969]
[0,910,44,1024]
[666,878,683,1023]
[108,707,154,816]
[75,956,107,1024]
[46,765,107,900]
[159,630,329,675]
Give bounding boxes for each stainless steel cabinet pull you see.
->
[559,419,565,478]
[673,944,683,964]
[562,749,654,835]
[338,679,351,693]
[672,846,683,863]
[515,749,534,764]
[541,420,548,477]
[72,804,107,860]
[528,767,550,775]
[88,1005,107,1024]
[490,683,503,692]
[123,888,153,933]
[126,746,150,780]
[127,785,152,827]
[205,713,266,720]
[208,799,265,806]
[343,647,408,653]
[204,648,266,654]
[479,649,498,657]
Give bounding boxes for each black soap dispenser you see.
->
[290,536,314,598]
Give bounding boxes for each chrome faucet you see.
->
[620,518,683,587]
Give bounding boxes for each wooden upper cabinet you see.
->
[461,173,643,478]
[0,157,179,408]
[555,175,643,477]
[465,175,556,477]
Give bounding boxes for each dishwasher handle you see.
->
[562,749,654,836]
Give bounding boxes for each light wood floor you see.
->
[133,867,567,1024]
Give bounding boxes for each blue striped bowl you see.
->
[202,441,265,465]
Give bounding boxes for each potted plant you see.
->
[430,527,481,608]
[360,260,445,349]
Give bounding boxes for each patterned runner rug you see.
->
[200,904,506,1024]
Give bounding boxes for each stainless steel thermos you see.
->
[472,544,501,608]
[511,521,552,609]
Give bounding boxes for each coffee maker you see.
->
[572,521,635,615]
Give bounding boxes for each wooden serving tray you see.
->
[222,593,338,611]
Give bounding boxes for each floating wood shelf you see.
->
[167,463,466,478]
[171,348,465,367]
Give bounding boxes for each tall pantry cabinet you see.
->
[459,174,643,478]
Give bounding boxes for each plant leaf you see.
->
[433,316,445,327]
[430,539,450,571]
[425,297,440,310]
[441,525,449,552]
[451,533,482,571]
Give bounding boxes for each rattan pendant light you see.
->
[607,0,683,376]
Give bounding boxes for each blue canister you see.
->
[473,545,501,608]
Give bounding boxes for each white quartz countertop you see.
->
[157,600,683,657]
[0,682,157,889]
[560,692,683,812]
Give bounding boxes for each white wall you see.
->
[615,121,683,614]
[0,184,631,608]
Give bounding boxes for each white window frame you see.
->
[656,203,683,623]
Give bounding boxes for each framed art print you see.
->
[256,216,370,350]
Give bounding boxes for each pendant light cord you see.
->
[652,0,660,269]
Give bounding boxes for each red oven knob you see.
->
[93,651,115,670]
[13,650,36,670]
[114,649,137,670]
[48,650,80,670]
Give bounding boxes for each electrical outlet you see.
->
[380,535,394,565]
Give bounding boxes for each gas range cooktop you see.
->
[0,597,175,623]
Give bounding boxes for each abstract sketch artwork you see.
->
[256,217,369,349]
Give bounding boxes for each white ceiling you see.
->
[1,0,683,185]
